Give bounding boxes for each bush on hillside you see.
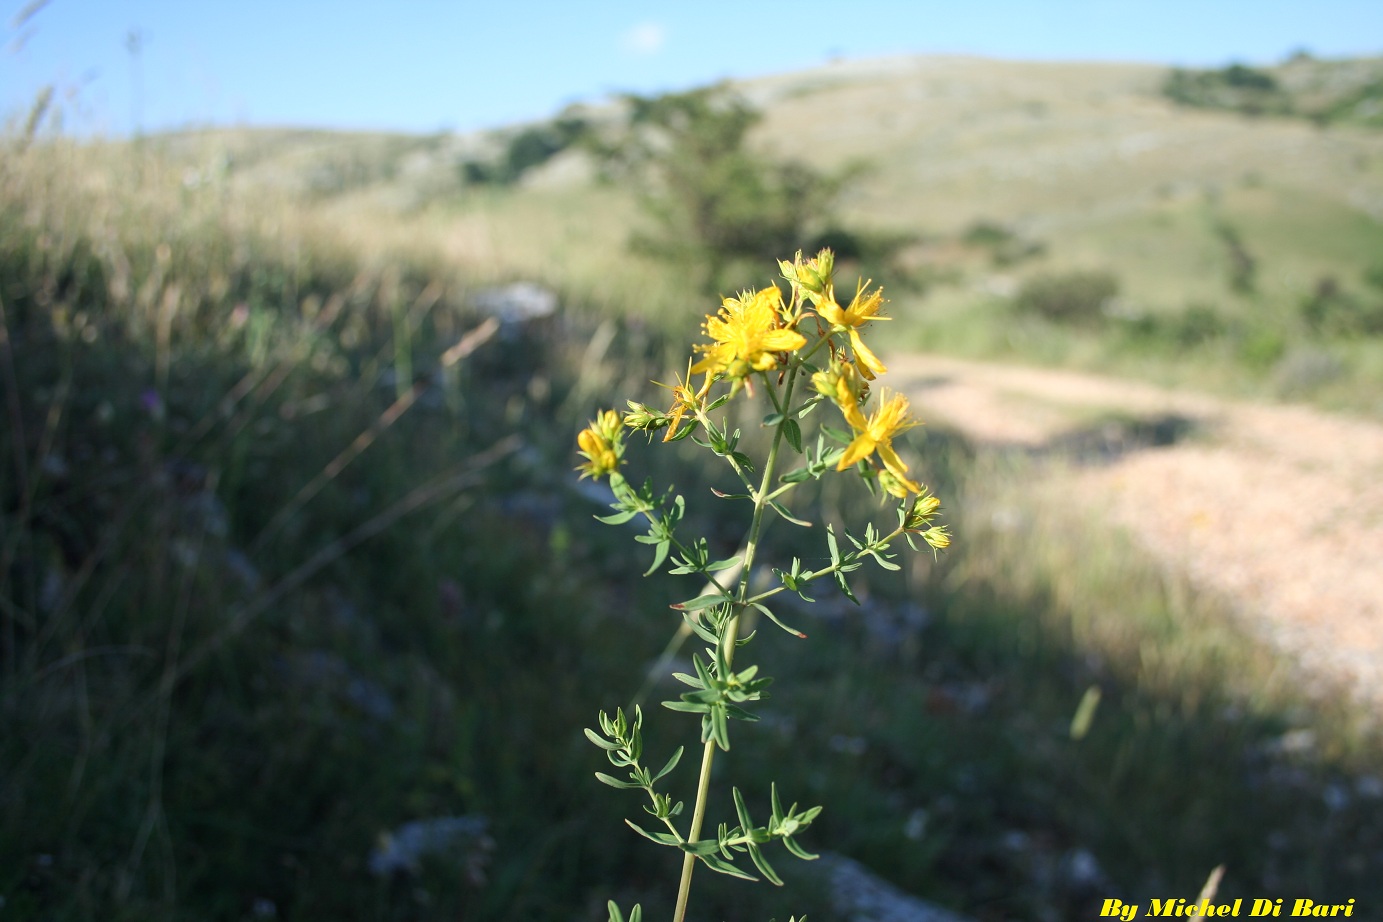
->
[1014,270,1120,326]
[1162,64,1293,117]
[592,84,852,293]
[962,220,1047,267]
[462,115,590,185]
[1301,275,1383,336]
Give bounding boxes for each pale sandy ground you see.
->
[889,354,1383,714]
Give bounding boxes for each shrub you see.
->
[1162,64,1292,117]
[962,220,1046,267]
[1014,270,1120,325]
[594,84,849,293]
[1301,275,1383,336]
[462,115,589,185]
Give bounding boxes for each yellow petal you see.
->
[841,399,868,432]
[759,329,808,353]
[577,429,603,456]
[836,433,877,470]
[818,298,846,326]
[850,328,887,379]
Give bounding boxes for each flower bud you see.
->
[624,401,670,432]
[904,493,942,530]
[922,525,951,550]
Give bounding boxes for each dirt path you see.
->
[889,354,1383,713]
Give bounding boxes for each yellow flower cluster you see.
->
[576,250,937,506]
[690,287,807,386]
[576,409,624,480]
[780,249,923,498]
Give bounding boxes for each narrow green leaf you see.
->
[763,412,784,427]
[821,424,853,444]
[670,594,730,611]
[692,652,714,687]
[750,601,807,639]
[654,745,685,782]
[662,700,710,714]
[595,510,639,525]
[667,422,698,442]
[783,837,820,861]
[683,612,720,643]
[595,772,638,790]
[834,568,860,605]
[583,728,620,751]
[723,702,761,722]
[748,842,784,885]
[769,501,812,527]
[625,820,682,847]
[771,782,785,825]
[699,852,758,881]
[711,705,730,751]
[732,787,754,831]
[643,538,670,577]
[679,838,722,857]
[707,556,742,571]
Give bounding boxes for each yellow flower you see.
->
[655,359,707,442]
[818,280,889,379]
[811,357,868,419]
[690,287,808,382]
[576,409,623,480]
[837,391,921,494]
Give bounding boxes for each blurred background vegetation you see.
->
[3,44,1383,922]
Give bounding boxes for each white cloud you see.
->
[621,21,666,56]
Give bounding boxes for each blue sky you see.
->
[4,1,1382,136]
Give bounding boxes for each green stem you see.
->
[673,364,800,922]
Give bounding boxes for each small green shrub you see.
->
[1301,275,1383,336]
[462,115,590,185]
[962,220,1046,267]
[1014,270,1120,325]
[1162,64,1292,117]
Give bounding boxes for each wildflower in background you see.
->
[837,391,921,494]
[818,280,889,379]
[690,287,807,387]
[576,409,624,480]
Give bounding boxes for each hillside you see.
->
[130,54,1383,411]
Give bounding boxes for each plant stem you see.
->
[673,363,800,922]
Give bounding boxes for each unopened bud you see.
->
[624,401,670,432]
